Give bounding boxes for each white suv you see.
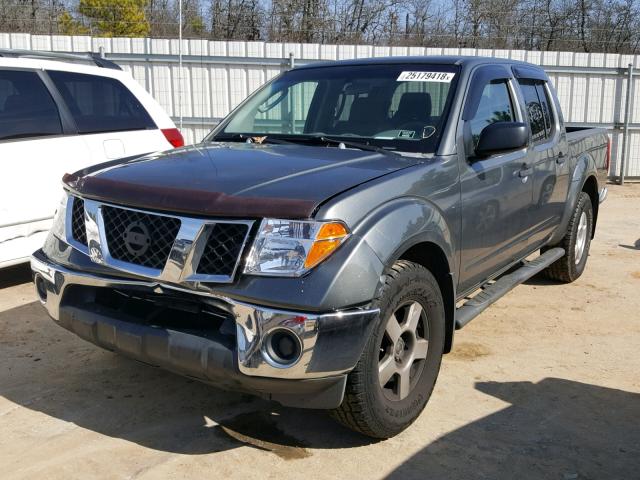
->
[0,50,183,268]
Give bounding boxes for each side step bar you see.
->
[455,247,565,329]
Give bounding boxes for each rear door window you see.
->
[0,70,62,141]
[535,83,556,138]
[47,71,155,134]
[519,79,555,143]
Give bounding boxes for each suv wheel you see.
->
[331,260,445,438]
[544,191,593,282]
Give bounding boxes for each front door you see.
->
[457,67,534,295]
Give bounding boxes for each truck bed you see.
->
[566,126,609,171]
[565,126,610,199]
[566,126,608,150]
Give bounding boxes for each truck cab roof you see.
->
[294,55,539,71]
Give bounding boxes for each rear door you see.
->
[0,68,90,264]
[457,65,535,294]
[46,70,165,162]
[515,72,570,247]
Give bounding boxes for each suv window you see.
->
[468,80,514,147]
[47,71,155,134]
[0,70,62,141]
[519,79,555,143]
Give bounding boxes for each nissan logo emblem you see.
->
[123,221,151,257]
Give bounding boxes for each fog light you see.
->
[263,328,302,367]
[34,274,48,303]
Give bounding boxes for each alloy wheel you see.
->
[574,211,588,264]
[378,301,429,401]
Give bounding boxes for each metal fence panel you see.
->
[1,33,639,178]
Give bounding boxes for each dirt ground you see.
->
[1,184,639,480]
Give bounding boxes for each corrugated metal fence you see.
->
[1,32,639,179]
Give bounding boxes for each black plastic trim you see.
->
[511,65,549,81]
[55,302,347,409]
[455,247,565,329]
[38,69,80,134]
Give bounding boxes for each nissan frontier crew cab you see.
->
[32,56,609,439]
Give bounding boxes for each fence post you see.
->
[620,63,634,185]
[288,52,295,70]
[178,0,183,130]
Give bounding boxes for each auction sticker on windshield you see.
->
[397,71,455,82]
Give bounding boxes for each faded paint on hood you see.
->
[64,142,418,218]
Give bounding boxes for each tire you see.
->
[331,260,445,439]
[543,191,593,283]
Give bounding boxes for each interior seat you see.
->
[333,97,379,136]
[392,92,432,128]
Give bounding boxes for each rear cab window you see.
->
[0,69,62,141]
[47,71,156,134]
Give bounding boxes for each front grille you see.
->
[71,197,87,245]
[102,206,181,270]
[197,223,250,276]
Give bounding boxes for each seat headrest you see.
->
[393,92,432,123]
[348,96,377,123]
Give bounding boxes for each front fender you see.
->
[355,196,456,275]
[354,196,458,353]
[548,152,598,245]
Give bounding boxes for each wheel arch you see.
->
[351,197,458,353]
[548,152,599,245]
[581,174,599,238]
[396,241,456,354]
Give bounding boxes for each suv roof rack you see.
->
[0,49,121,70]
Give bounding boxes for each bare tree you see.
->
[1,0,640,54]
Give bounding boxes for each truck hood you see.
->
[64,142,417,218]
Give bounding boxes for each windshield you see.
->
[210,64,460,154]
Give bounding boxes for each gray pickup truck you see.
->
[31,56,609,438]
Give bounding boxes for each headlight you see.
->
[50,192,69,241]
[244,219,350,277]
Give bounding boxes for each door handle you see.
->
[556,152,567,165]
[518,166,533,178]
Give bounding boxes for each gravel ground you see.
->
[0,183,638,480]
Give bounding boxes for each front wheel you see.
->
[331,260,445,438]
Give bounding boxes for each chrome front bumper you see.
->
[31,251,379,384]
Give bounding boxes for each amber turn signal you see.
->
[317,222,349,240]
[304,222,350,269]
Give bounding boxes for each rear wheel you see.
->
[544,191,593,282]
[331,260,445,438]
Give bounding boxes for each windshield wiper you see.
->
[213,133,398,155]
[316,136,400,157]
[212,133,295,145]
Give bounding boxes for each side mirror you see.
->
[475,122,528,158]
